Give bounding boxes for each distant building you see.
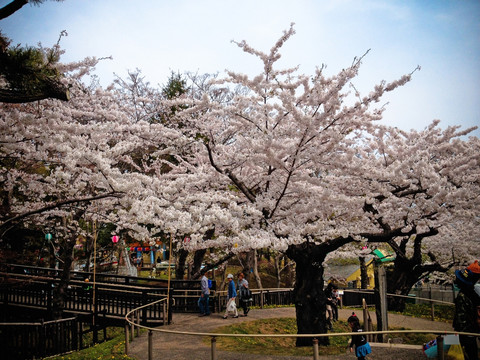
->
[327,249,395,289]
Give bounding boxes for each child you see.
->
[347,312,371,360]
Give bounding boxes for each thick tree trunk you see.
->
[274,253,282,288]
[359,256,369,289]
[241,250,254,280]
[191,249,207,279]
[286,243,329,347]
[52,238,75,320]
[386,258,420,312]
[252,249,263,289]
[175,248,188,280]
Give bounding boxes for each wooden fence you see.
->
[0,317,78,359]
[1,276,171,326]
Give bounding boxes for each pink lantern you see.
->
[112,235,119,244]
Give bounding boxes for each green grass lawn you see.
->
[396,303,455,323]
[47,327,135,360]
[206,318,437,357]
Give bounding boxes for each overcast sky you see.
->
[1,0,479,136]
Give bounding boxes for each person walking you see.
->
[332,286,340,321]
[237,272,250,316]
[198,268,210,316]
[347,312,371,360]
[223,273,238,319]
[453,260,480,360]
[324,282,336,330]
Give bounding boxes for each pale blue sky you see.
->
[1,0,479,136]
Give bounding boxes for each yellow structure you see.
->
[346,249,395,289]
[346,258,376,289]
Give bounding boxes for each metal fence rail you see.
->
[124,298,472,360]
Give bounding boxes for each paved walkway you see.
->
[128,307,452,360]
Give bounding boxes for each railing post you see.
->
[430,287,435,321]
[362,298,370,342]
[40,319,47,358]
[312,338,319,360]
[436,335,444,360]
[79,319,83,349]
[130,315,134,342]
[46,281,53,315]
[148,330,153,360]
[124,322,129,355]
[260,289,264,309]
[211,336,217,360]
[136,311,140,337]
[162,302,166,325]
[142,289,148,324]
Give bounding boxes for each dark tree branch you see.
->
[0,0,28,20]
[0,81,69,103]
[205,142,256,203]
[191,251,235,279]
[0,191,123,231]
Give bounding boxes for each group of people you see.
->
[324,282,371,359]
[197,270,252,319]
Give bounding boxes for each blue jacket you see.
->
[227,279,237,299]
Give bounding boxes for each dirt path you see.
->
[128,307,452,360]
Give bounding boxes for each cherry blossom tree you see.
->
[0,57,181,316]
[136,24,421,346]
[354,122,480,310]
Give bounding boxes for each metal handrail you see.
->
[124,297,475,360]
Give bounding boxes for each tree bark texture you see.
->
[286,242,329,347]
[359,256,369,289]
[52,237,75,320]
[252,249,263,289]
[175,248,188,280]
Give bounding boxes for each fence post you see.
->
[362,298,370,342]
[47,281,53,315]
[124,322,129,355]
[142,289,148,324]
[429,287,435,321]
[260,289,264,309]
[130,315,134,342]
[436,335,444,360]
[162,302,166,325]
[72,317,78,351]
[374,263,388,343]
[79,319,83,349]
[40,319,47,358]
[148,330,153,360]
[312,338,319,360]
[211,336,217,360]
[136,311,140,337]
